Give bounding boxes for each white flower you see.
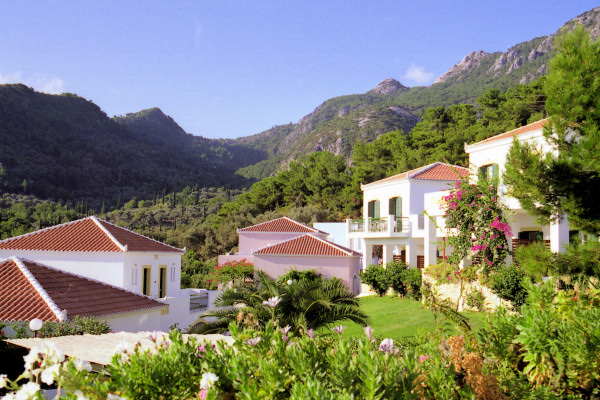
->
[262,296,281,308]
[41,341,65,364]
[0,373,9,389]
[379,338,394,353]
[73,391,89,400]
[15,381,40,400]
[3,392,16,400]
[286,279,293,286]
[200,371,219,390]
[23,350,41,372]
[40,363,60,385]
[107,394,127,400]
[113,340,130,355]
[73,358,92,372]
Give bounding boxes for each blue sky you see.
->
[1,1,598,139]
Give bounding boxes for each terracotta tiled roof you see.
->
[0,257,167,322]
[0,216,183,253]
[411,163,470,180]
[253,234,361,257]
[466,118,549,149]
[365,162,469,186]
[238,217,325,234]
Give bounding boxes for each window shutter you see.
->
[396,197,402,218]
[368,201,374,218]
[374,200,380,219]
[492,163,499,180]
[389,197,396,216]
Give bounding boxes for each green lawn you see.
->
[339,295,488,341]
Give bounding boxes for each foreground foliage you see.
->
[3,280,599,399]
[192,271,368,335]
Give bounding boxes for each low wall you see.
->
[159,289,221,332]
[217,254,254,266]
[422,274,511,311]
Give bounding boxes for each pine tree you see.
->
[504,26,600,233]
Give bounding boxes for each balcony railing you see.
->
[349,217,409,234]
[512,239,551,251]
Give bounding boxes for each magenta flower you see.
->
[281,325,291,335]
[419,355,430,362]
[306,329,315,339]
[379,338,394,353]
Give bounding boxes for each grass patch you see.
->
[340,296,487,341]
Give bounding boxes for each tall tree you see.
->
[504,27,600,233]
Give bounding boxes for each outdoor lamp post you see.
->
[29,318,43,337]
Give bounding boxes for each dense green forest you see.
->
[0,78,547,260]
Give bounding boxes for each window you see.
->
[142,266,152,296]
[367,200,380,219]
[418,213,425,230]
[159,265,167,298]
[479,163,499,181]
[388,197,402,217]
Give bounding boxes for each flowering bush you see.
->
[4,283,599,399]
[424,261,478,285]
[443,179,511,273]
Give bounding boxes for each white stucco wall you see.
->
[254,254,362,294]
[123,252,182,298]
[103,308,166,332]
[0,250,126,288]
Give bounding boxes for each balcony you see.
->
[348,216,410,237]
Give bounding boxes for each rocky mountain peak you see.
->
[434,50,491,84]
[369,78,409,95]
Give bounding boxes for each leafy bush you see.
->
[387,261,409,296]
[424,261,477,284]
[277,269,321,284]
[490,264,528,308]
[360,264,390,296]
[465,288,486,311]
[513,241,554,281]
[38,316,111,338]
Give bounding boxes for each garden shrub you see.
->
[387,261,409,296]
[465,288,486,311]
[277,269,320,284]
[424,261,477,285]
[360,264,389,296]
[38,316,111,338]
[490,264,528,308]
[513,242,554,281]
[402,267,423,300]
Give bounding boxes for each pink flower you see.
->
[419,355,429,362]
[488,261,493,266]
[306,329,315,339]
[364,326,374,342]
[244,337,262,346]
[333,325,346,334]
[198,389,207,399]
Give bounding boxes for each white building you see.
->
[0,216,216,332]
[348,118,572,271]
[346,162,470,269]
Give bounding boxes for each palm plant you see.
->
[192,270,368,334]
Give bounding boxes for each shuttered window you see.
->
[368,200,380,219]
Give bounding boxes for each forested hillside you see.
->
[0,86,266,208]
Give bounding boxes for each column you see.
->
[383,244,393,265]
[405,239,418,268]
[424,215,437,267]
[550,216,569,253]
[362,243,373,270]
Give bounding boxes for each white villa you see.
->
[0,216,217,332]
[346,162,470,269]
[347,118,571,270]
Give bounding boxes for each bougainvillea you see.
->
[443,179,511,273]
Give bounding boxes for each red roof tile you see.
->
[0,216,183,253]
[239,217,324,233]
[0,257,167,322]
[253,234,361,257]
[411,163,470,181]
[466,118,549,149]
[365,162,469,186]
